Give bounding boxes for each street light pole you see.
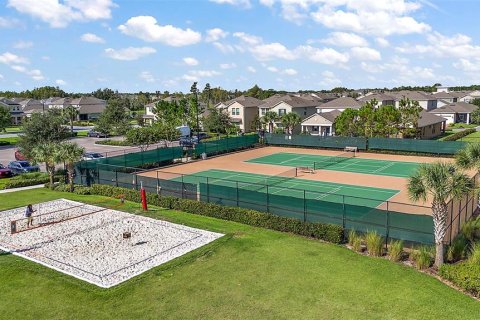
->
[195,89,200,144]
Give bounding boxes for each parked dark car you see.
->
[0,164,14,178]
[192,132,210,140]
[87,130,108,138]
[82,152,105,161]
[7,161,40,174]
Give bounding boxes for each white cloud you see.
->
[10,65,44,80]
[0,17,21,28]
[321,32,368,47]
[55,79,66,85]
[182,70,221,82]
[233,32,262,45]
[210,0,251,8]
[206,28,228,42]
[247,66,256,73]
[265,65,297,75]
[220,63,236,69]
[104,47,156,61]
[350,47,381,61]
[0,52,29,65]
[7,0,115,28]
[81,33,105,44]
[213,42,236,53]
[0,74,3,80]
[250,43,296,61]
[376,38,390,47]
[118,16,201,46]
[296,46,349,65]
[139,71,156,83]
[260,0,430,36]
[13,41,33,49]
[320,70,342,87]
[283,68,297,75]
[183,57,199,66]
[453,59,480,73]
[41,56,50,61]
[267,66,279,72]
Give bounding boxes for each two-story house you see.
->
[218,95,263,132]
[0,97,22,124]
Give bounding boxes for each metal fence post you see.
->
[342,195,346,230]
[266,185,270,213]
[385,202,390,251]
[134,174,138,191]
[206,177,210,203]
[303,190,307,222]
[115,170,118,187]
[236,181,239,207]
[181,175,185,199]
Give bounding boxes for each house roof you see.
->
[70,96,106,106]
[317,97,361,110]
[0,97,19,106]
[432,92,456,99]
[418,110,446,127]
[258,94,321,109]
[225,95,263,108]
[301,110,341,125]
[449,91,471,98]
[389,91,434,101]
[429,102,478,114]
[357,92,396,103]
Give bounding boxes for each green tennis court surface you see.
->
[169,169,433,244]
[246,152,419,178]
[176,169,398,207]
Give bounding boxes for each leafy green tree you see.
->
[251,114,261,131]
[203,107,231,134]
[126,126,161,152]
[92,88,118,101]
[357,100,377,137]
[202,83,211,109]
[408,162,474,268]
[31,142,62,188]
[261,111,278,133]
[152,100,183,127]
[398,97,422,138]
[455,143,480,205]
[334,109,360,137]
[281,112,302,134]
[95,99,130,135]
[62,105,79,136]
[470,107,480,124]
[0,105,11,132]
[189,82,203,134]
[18,110,69,160]
[471,98,480,107]
[156,122,180,144]
[374,105,401,137]
[58,142,85,192]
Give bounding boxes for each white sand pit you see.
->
[0,199,223,288]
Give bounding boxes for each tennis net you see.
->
[10,202,111,234]
[238,167,298,191]
[313,151,355,170]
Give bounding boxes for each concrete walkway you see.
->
[0,184,45,194]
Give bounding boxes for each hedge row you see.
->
[94,139,132,146]
[89,184,344,244]
[4,176,61,189]
[442,128,476,141]
[439,262,480,297]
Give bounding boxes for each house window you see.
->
[278,109,286,116]
[313,126,319,132]
[260,108,268,116]
[231,108,240,116]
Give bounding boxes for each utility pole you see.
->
[190,82,200,143]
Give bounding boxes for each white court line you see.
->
[373,162,395,173]
[279,155,308,164]
[269,183,300,195]
[314,187,342,200]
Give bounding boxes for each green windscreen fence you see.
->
[264,133,467,155]
[264,133,367,150]
[368,138,467,155]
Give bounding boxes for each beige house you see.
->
[218,95,263,132]
[0,98,22,124]
[417,111,446,139]
[301,110,341,136]
[429,102,477,125]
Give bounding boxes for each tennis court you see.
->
[246,152,419,178]
[176,169,399,208]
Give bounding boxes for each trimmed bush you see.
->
[5,176,59,189]
[446,235,468,263]
[388,240,404,262]
[365,231,383,257]
[95,139,131,146]
[440,262,480,297]
[88,184,344,243]
[468,243,480,265]
[442,128,476,141]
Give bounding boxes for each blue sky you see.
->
[1,0,480,93]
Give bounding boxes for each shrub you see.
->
[388,240,404,262]
[410,246,433,270]
[365,231,383,257]
[87,184,344,243]
[440,262,480,297]
[73,186,91,195]
[442,128,476,141]
[468,243,480,265]
[348,229,358,246]
[352,236,363,252]
[95,139,131,146]
[5,176,59,189]
[446,235,468,263]
[461,219,480,243]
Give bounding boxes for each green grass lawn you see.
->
[0,189,479,319]
[3,126,22,133]
[459,130,480,142]
[0,136,20,145]
[447,123,478,129]
[76,130,89,137]
[0,177,12,189]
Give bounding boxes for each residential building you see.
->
[0,97,22,124]
[428,102,478,125]
[301,110,341,136]
[390,91,438,111]
[316,97,361,113]
[222,95,263,132]
[143,101,158,125]
[358,92,396,106]
[417,110,446,139]
[70,96,107,120]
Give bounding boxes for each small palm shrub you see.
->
[365,231,383,257]
[348,229,357,246]
[410,246,433,270]
[468,243,480,265]
[446,235,468,263]
[388,240,404,262]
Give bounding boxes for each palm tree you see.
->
[58,142,85,192]
[31,142,62,189]
[261,111,278,133]
[62,105,79,136]
[456,143,480,205]
[281,112,302,135]
[408,162,474,268]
